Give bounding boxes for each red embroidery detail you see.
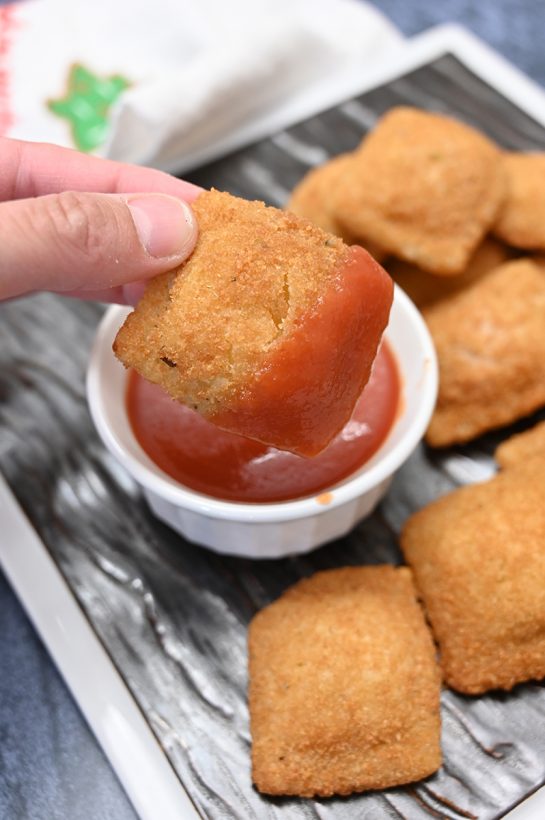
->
[0,6,21,134]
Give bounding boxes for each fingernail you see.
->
[128,194,196,259]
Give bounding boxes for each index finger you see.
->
[0,137,203,202]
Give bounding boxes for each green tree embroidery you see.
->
[48,64,130,153]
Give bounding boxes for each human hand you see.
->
[0,138,202,303]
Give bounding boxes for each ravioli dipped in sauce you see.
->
[126,342,400,504]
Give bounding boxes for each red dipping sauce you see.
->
[126,342,400,503]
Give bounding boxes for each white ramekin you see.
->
[86,287,437,559]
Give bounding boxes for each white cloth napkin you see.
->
[0,0,402,172]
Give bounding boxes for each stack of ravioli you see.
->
[246,108,545,801]
[288,106,545,448]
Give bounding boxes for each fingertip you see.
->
[127,194,198,261]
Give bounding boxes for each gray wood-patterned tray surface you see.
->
[2,54,545,819]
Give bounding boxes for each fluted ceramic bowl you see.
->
[87,286,437,559]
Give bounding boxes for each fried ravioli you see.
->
[331,107,505,275]
[495,420,545,470]
[287,153,385,259]
[387,237,509,309]
[402,458,545,694]
[114,189,393,457]
[494,153,545,249]
[248,566,441,798]
[425,259,545,447]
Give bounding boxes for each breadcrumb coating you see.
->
[331,107,505,275]
[494,153,545,249]
[287,153,385,259]
[248,566,441,797]
[495,420,545,470]
[402,457,545,694]
[387,237,509,309]
[425,259,545,447]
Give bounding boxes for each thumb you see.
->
[0,191,198,300]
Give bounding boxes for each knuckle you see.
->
[46,191,113,262]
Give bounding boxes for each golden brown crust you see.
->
[248,566,441,798]
[387,237,509,309]
[425,259,545,447]
[493,153,545,249]
[287,154,356,240]
[115,189,348,416]
[287,154,385,259]
[331,107,505,275]
[401,458,545,694]
[495,420,545,470]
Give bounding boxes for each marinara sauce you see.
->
[126,342,400,503]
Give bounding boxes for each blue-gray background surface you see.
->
[1,2,545,818]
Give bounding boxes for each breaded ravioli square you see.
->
[331,107,505,275]
[248,566,441,798]
[387,237,508,309]
[495,420,545,470]
[114,190,393,457]
[494,153,545,249]
[425,259,545,447]
[402,458,545,694]
[287,154,385,259]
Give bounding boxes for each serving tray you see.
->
[2,25,545,820]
